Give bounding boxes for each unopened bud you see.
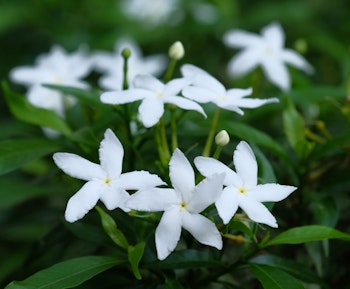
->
[215,130,230,146]
[168,41,185,60]
[122,47,131,59]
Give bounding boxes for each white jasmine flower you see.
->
[223,22,313,91]
[53,129,165,223]
[93,39,167,91]
[101,74,206,127]
[127,149,224,260]
[10,45,92,116]
[195,141,296,227]
[181,64,278,115]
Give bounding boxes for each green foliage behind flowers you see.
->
[1,0,350,289]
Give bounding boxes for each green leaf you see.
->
[95,206,129,250]
[2,82,72,136]
[0,138,61,175]
[128,242,146,280]
[4,255,126,289]
[264,225,350,247]
[250,264,305,289]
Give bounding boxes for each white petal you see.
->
[127,188,180,211]
[223,29,261,48]
[194,156,241,187]
[99,129,123,178]
[232,96,279,109]
[180,64,210,79]
[234,141,258,189]
[10,66,50,86]
[182,210,222,249]
[238,194,278,228]
[65,180,103,222]
[155,208,182,260]
[100,89,146,104]
[215,186,239,224]
[163,78,191,96]
[118,170,165,190]
[165,96,206,117]
[138,97,164,127]
[225,87,253,101]
[261,58,290,91]
[249,183,297,202]
[182,86,217,103]
[282,49,314,73]
[133,74,164,92]
[100,186,131,212]
[53,152,105,181]
[169,149,195,203]
[188,173,225,214]
[227,49,260,77]
[261,22,285,50]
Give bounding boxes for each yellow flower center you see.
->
[155,91,163,98]
[238,187,247,194]
[217,94,227,101]
[103,178,111,185]
[180,201,187,210]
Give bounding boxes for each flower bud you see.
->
[121,47,131,59]
[168,41,185,60]
[215,130,230,147]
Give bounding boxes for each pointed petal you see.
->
[262,58,290,91]
[119,170,165,190]
[163,78,191,96]
[250,183,297,202]
[155,208,182,260]
[133,74,164,92]
[182,86,217,103]
[180,64,210,79]
[262,22,285,49]
[99,129,123,178]
[138,97,164,127]
[282,49,314,73]
[188,173,225,213]
[215,186,239,224]
[65,180,103,222]
[100,186,131,211]
[227,49,260,77]
[53,152,105,181]
[182,210,222,249]
[165,96,206,117]
[231,96,279,109]
[194,156,241,187]
[238,195,278,228]
[234,141,258,189]
[100,89,147,104]
[169,149,195,203]
[223,29,261,48]
[127,188,180,211]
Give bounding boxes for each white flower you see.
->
[53,129,165,223]
[223,22,313,91]
[127,149,224,260]
[101,74,206,127]
[93,39,167,91]
[181,64,278,115]
[195,141,297,227]
[10,45,92,116]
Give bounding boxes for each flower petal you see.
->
[138,97,164,127]
[65,180,103,222]
[194,156,241,187]
[282,49,314,73]
[127,188,180,211]
[155,207,182,260]
[164,95,206,117]
[100,186,131,212]
[261,22,285,50]
[188,173,225,214]
[233,141,257,189]
[163,78,191,96]
[182,86,217,103]
[231,96,279,109]
[227,49,260,77]
[223,29,261,48]
[215,186,239,224]
[133,74,164,92]
[180,64,210,79]
[53,152,105,181]
[181,210,222,250]
[169,149,195,203]
[249,183,296,202]
[119,170,165,190]
[100,89,147,104]
[261,58,290,91]
[99,129,123,178]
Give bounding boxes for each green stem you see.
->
[157,117,171,167]
[163,58,177,83]
[202,107,221,157]
[213,146,223,159]
[170,107,178,150]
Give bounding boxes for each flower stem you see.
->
[163,58,177,83]
[202,107,221,157]
[170,106,178,150]
[157,117,171,167]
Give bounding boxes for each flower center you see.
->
[263,46,273,56]
[238,187,247,194]
[155,91,163,98]
[217,94,227,101]
[103,177,111,185]
[180,201,187,210]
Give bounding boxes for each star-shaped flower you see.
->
[101,74,206,127]
[181,64,278,115]
[223,22,313,91]
[92,39,167,91]
[53,129,165,223]
[127,149,224,260]
[195,141,296,227]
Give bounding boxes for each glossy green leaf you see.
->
[264,225,350,247]
[250,264,305,289]
[0,138,61,175]
[4,255,126,289]
[128,242,145,280]
[2,82,72,136]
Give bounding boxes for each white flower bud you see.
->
[215,130,230,147]
[168,41,185,60]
